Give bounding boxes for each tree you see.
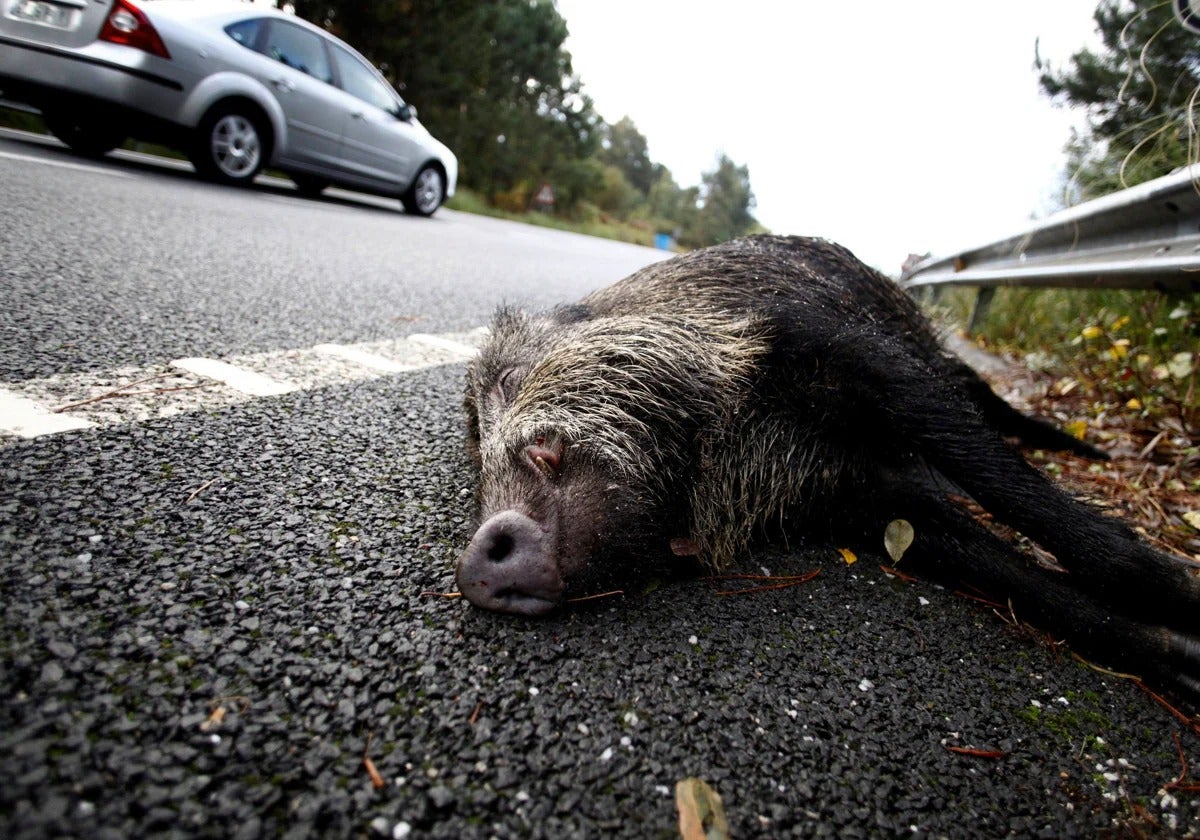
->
[1038,0,1200,198]
[288,0,600,198]
[598,116,654,194]
[682,153,758,247]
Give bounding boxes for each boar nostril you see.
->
[456,510,564,614]
[487,532,515,562]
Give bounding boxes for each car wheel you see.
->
[42,110,125,157]
[291,174,329,197]
[401,165,444,216]
[192,106,267,186]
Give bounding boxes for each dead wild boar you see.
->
[457,234,1200,697]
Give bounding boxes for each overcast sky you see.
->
[553,1,1103,273]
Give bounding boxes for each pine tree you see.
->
[1038,0,1200,199]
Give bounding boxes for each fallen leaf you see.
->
[837,547,857,565]
[364,756,385,789]
[1184,511,1200,531]
[884,519,915,563]
[364,732,386,789]
[1064,420,1088,441]
[1168,352,1195,380]
[676,778,730,840]
[199,706,226,732]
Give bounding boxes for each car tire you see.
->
[191,105,268,186]
[291,174,329,197]
[401,164,444,216]
[42,110,125,157]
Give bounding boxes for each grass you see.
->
[932,285,1199,431]
[446,186,670,249]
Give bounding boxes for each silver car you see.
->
[0,0,457,215]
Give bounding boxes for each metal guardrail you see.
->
[899,166,1200,296]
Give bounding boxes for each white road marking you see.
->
[0,389,96,438]
[313,343,416,373]
[170,357,298,397]
[407,333,480,359]
[0,329,485,444]
[0,150,133,177]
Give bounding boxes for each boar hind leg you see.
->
[835,337,1200,635]
[855,484,1200,701]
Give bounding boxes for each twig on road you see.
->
[50,372,170,412]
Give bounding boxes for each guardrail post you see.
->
[967,287,996,334]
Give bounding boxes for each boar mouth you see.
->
[455,510,566,615]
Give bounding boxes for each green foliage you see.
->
[1038,0,1200,198]
[593,164,643,217]
[680,153,758,247]
[290,0,601,198]
[937,287,1199,430]
[447,186,661,247]
[950,1,1200,432]
[286,1,762,245]
[599,116,655,194]
[0,107,44,134]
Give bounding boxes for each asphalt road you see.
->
[2,131,1199,838]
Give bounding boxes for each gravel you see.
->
[2,364,1198,838]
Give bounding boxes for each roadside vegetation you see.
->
[930,0,1199,559]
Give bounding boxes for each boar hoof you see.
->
[456,511,564,615]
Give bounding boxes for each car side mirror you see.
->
[397,103,416,122]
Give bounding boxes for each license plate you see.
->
[8,0,77,29]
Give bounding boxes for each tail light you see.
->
[99,0,171,59]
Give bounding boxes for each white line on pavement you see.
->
[313,343,417,373]
[407,333,480,358]
[0,330,484,444]
[0,389,96,438]
[170,358,298,397]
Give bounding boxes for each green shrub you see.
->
[935,286,1198,430]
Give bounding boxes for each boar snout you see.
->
[455,510,564,615]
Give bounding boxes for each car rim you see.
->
[211,115,261,179]
[414,169,442,213]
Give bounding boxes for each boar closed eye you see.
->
[495,366,523,402]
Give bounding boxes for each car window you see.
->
[224,18,263,49]
[262,21,332,84]
[330,43,398,114]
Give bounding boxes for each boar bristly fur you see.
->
[458,235,1200,699]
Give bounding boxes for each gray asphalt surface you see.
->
[3,131,1199,838]
[1,132,656,382]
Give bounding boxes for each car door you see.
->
[327,41,421,190]
[238,18,344,169]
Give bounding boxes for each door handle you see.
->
[271,78,296,92]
